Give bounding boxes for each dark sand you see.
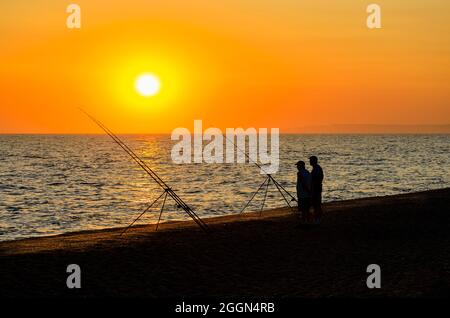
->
[1,188,449,297]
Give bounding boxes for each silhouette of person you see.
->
[296,160,311,223]
[309,156,324,224]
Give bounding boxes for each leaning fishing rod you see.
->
[80,109,209,234]
[84,111,209,233]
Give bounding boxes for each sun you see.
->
[135,74,161,97]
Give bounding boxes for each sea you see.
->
[0,134,449,241]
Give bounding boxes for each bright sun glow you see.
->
[135,74,161,97]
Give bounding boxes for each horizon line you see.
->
[1,132,450,136]
[2,124,450,135]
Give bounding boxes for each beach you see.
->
[1,188,449,298]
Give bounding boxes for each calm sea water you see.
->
[0,134,449,241]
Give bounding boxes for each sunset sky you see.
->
[1,0,449,133]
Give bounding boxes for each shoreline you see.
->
[0,188,444,250]
[0,188,446,248]
[1,188,449,297]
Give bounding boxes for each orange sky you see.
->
[1,0,449,133]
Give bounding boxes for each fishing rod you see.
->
[80,109,209,234]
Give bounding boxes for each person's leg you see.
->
[313,193,323,223]
[315,205,322,223]
[304,198,311,223]
[299,201,307,223]
[297,200,304,221]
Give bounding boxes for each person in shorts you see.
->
[309,156,324,224]
[296,160,311,223]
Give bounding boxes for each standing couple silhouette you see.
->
[296,156,324,225]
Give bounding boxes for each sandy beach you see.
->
[1,188,449,298]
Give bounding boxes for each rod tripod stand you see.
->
[240,174,297,216]
[120,188,177,235]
